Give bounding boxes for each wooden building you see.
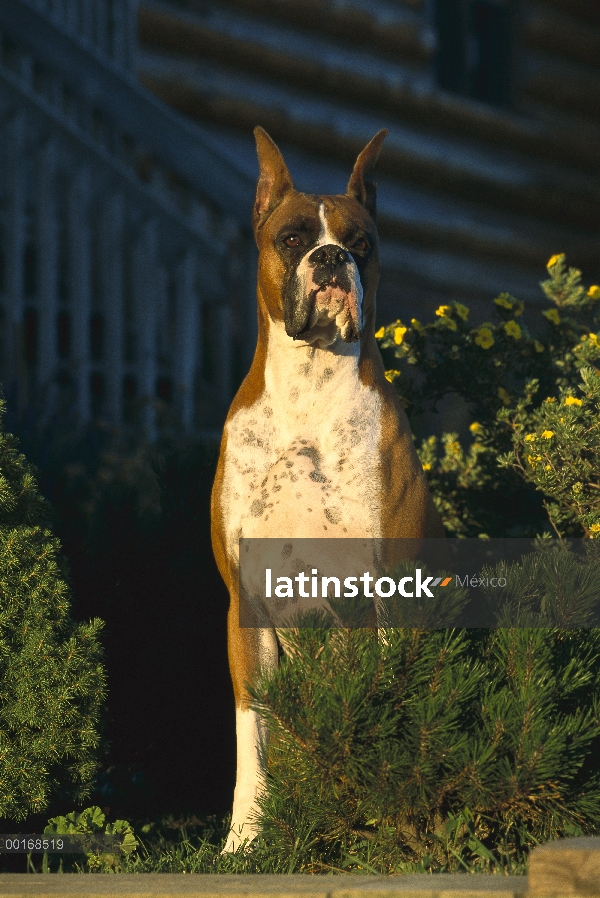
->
[1,0,599,433]
[136,0,600,329]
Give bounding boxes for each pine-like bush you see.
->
[0,399,106,821]
[249,620,600,872]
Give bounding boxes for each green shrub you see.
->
[377,253,600,537]
[0,399,106,821]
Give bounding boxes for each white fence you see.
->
[0,0,256,437]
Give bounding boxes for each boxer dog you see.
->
[211,127,444,852]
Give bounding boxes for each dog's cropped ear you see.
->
[346,129,388,219]
[253,127,295,237]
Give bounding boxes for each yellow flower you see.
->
[547,253,564,269]
[435,305,452,318]
[588,285,600,299]
[422,462,431,471]
[454,303,469,321]
[384,369,401,383]
[564,396,582,406]
[545,464,552,471]
[524,434,536,443]
[589,333,600,346]
[448,441,461,455]
[527,455,542,465]
[590,523,600,533]
[541,430,554,439]
[474,327,494,349]
[493,294,524,316]
[469,422,481,434]
[533,340,544,352]
[503,320,522,340]
[497,387,511,405]
[393,326,407,344]
[375,326,385,339]
[543,308,561,325]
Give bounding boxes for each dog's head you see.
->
[252,128,387,348]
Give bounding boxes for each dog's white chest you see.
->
[220,326,383,553]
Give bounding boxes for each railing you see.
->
[27,0,138,70]
[0,0,256,437]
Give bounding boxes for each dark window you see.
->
[435,0,511,106]
[435,0,468,94]
[469,2,511,105]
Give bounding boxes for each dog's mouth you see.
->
[292,282,362,346]
[283,244,364,346]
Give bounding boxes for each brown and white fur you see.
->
[211,127,444,853]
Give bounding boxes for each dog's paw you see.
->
[221,821,257,855]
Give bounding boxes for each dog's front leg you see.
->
[224,600,279,854]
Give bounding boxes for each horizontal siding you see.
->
[521,3,600,70]
[136,0,600,323]
[137,48,600,228]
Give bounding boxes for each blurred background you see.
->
[0,0,599,828]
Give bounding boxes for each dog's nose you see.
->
[308,244,349,271]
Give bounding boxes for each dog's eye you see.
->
[284,235,301,247]
[351,237,368,252]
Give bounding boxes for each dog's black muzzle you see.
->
[308,244,352,291]
[283,244,355,340]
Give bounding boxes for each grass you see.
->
[21,814,529,876]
